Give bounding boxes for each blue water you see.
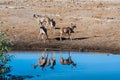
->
[7,51,120,80]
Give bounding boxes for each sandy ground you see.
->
[0,0,120,53]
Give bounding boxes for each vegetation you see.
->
[0,23,13,76]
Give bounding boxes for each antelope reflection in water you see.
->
[50,51,56,69]
[33,50,56,70]
[33,50,76,70]
[60,51,76,68]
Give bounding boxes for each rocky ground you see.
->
[0,0,120,53]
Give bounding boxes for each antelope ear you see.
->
[71,23,73,26]
[33,14,36,18]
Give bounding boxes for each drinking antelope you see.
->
[60,23,76,41]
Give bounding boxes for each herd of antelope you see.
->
[33,49,76,70]
[33,14,77,42]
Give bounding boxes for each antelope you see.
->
[60,23,76,41]
[33,14,56,29]
[33,14,50,26]
[50,19,56,29]
[60,51,76,68]
[38,22,48,43]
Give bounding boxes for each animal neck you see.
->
[40,22,45,28]
[71,26,75,30]
[40,22,43,25]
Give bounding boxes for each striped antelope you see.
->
[33,14,56,29]
[38,22,48,42]
[60,23,76,41]
[49,18,56,29]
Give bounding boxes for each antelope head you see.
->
[71,23,76,29]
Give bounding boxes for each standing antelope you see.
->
[38,22,48,43]
[50,19,56,29]
[33,14,51,27]
[60,51,76,68]
[33,14,56,29]
[60,23,76,41]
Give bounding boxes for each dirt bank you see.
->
[0,0,120,53]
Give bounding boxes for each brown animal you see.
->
[33,14,56,29]
[60,23,76,41]
[33,14,50,26]
[49,19,56,29]
[38,22,48,43]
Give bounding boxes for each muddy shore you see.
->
[11,39,120,54]
[0,0,120,54]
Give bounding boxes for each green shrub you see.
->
[0,28,13,75]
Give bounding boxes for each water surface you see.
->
[7,51,120,80]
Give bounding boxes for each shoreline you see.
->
[11,41,120,54]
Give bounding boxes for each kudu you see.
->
[33,14,56,29]
[60,23,76,41]
[38,22,48,43]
